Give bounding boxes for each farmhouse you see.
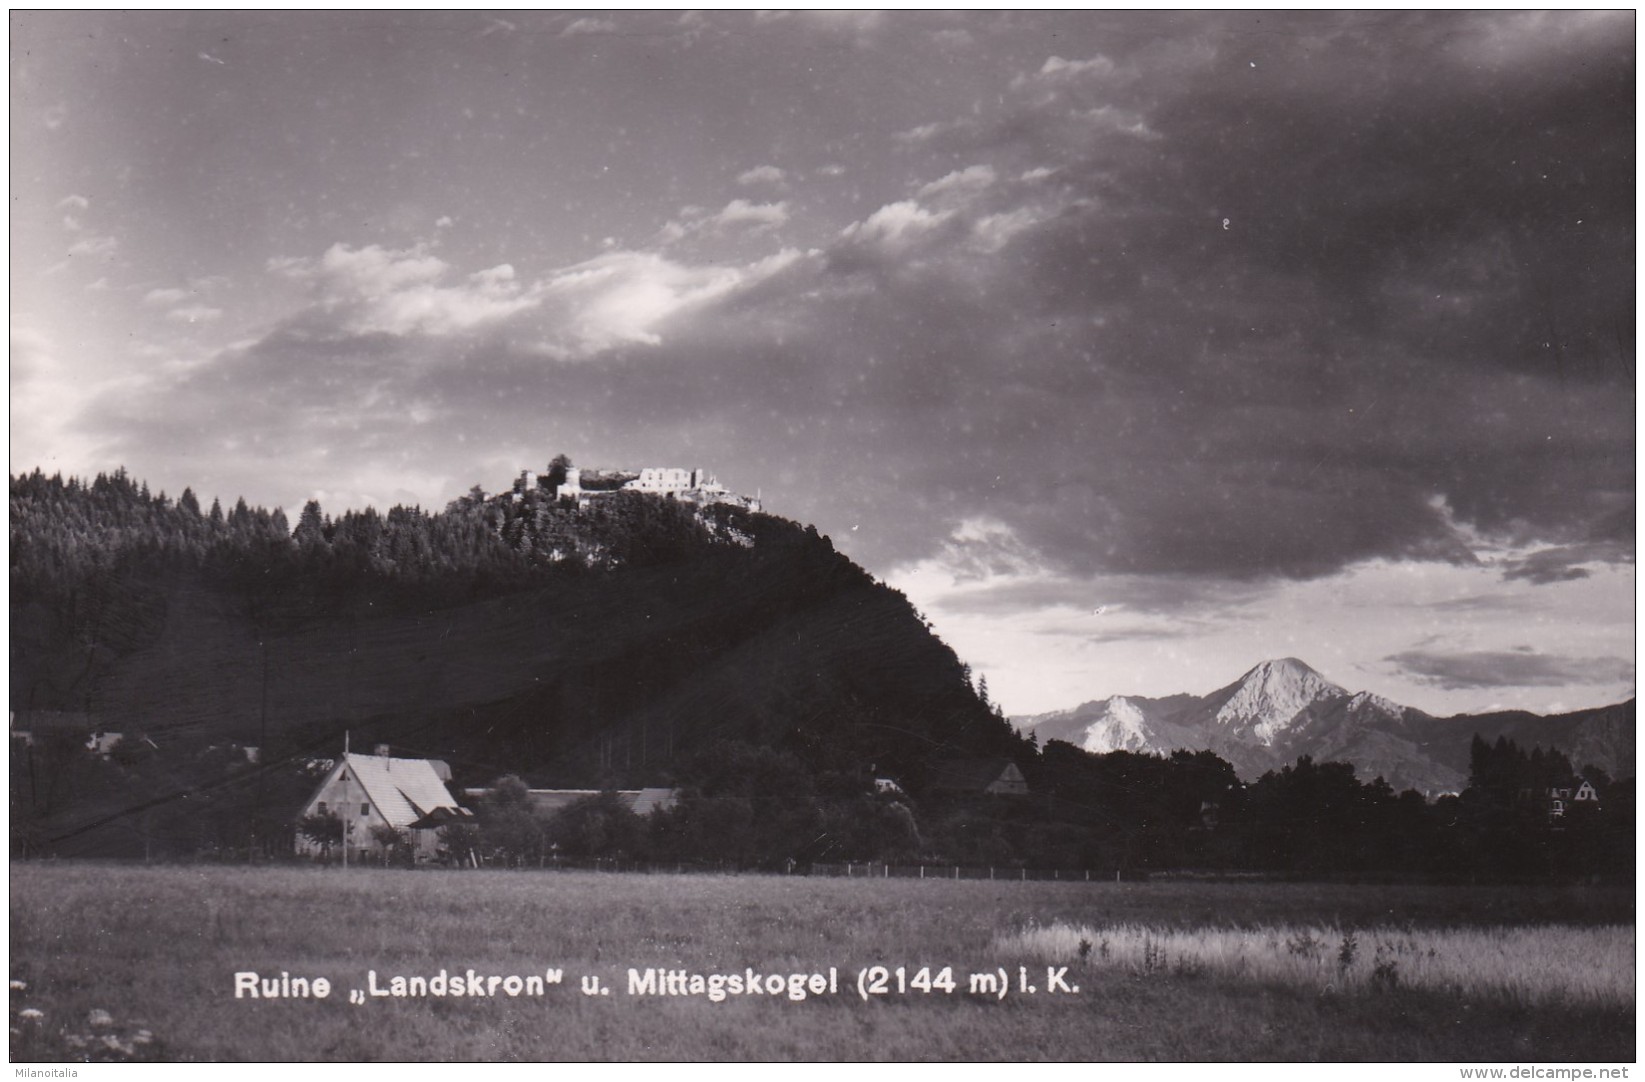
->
[1548,776,1602,820]
[296,748,471,863]
[926,759,1029,796]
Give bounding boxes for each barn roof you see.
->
[629,787,677,815]
[458,787,679,817]
[10,710,95,734]
[522,789,605,817]
[342,753,461,829]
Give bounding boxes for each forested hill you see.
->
[10,467,1025,792]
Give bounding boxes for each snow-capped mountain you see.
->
[1204,657,1346,744]
[1014,658,1635,796]
[1029,694,1204,756]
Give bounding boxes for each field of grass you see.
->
[1001,922,1633,1006]
[8,862,1635,1062]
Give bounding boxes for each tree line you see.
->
[281,735,1632,883]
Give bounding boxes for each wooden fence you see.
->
[809,862,1121,882]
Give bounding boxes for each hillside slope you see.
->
[10,468,1021,795]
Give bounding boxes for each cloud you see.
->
[1014,54,1117,88]
[893,119,966,145]
[57,194,89,211]
[737,165,786,187]
[539,247,803,355]
[916,164,996,202]
[144,288,190,305]
[660,200,790,243]
[66,234,117,258]
[561,17,615,37]
[271,243,538,337]
[1385,648,1635,690]
[10,328,106,471]
[1500,542,1633,585]
[244,238,812,376]
[795,11,884,36]
[838,200,952,252]
[970,208,1045,253]
[711,199,788,232]
[167,305,222,324]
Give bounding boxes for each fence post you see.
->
[920,865,924,879]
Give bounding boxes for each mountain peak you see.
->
[1216,657,1345,744]
[1243,657,1323,680]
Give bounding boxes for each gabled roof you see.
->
[927,758,1028,793]
[339,753,460,829]
[629,787,678,815]
[406,805,475,830]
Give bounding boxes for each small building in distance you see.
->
[925,758,1030,797]
[296,749,471,863]
[1548,776,1602,820]
[460,786,679,818]
[9,710,94,748]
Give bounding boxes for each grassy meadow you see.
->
[8,862,1635,1062]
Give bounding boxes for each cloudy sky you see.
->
[11,11,1635,717]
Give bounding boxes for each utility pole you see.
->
[342,730,349,870]
[256,638,268,858]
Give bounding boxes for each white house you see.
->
[296,750,470,863]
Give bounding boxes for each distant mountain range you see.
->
[1013,657,1635,794]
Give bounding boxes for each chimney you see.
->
[375,744,391,758]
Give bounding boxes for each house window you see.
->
[361,803,371,818]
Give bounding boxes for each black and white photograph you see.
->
[8,9,1635,1064]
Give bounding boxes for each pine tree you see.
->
[294,499,326,545]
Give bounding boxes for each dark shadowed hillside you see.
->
[10,468,1025,855]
